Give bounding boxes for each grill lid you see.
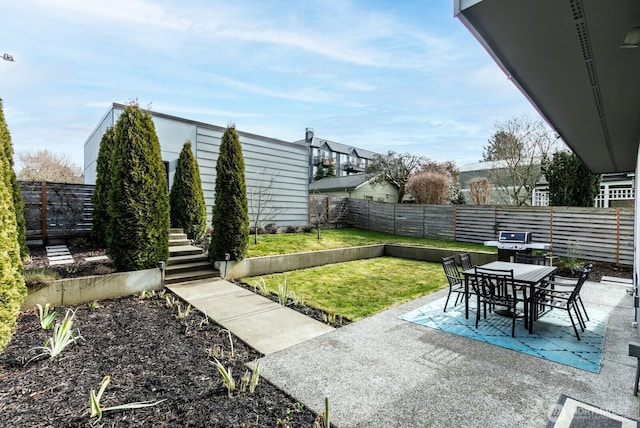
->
[498,231,532,243]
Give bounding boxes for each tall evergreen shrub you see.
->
[91,126,115,247]
[209,125,248,261]
[543,151,601,207]
[107,104,169,270]
[0,99,26,258]
[169,140,207,240]
[0,99,27,350]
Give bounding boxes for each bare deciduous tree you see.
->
[483,116,559,206]
[467,177,491,205]
[247,169,282,244]
[309,193,349,239]
[406,171,450,204]
[17,149,83,183]
[366,151,425,203]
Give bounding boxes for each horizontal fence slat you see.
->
[346,200,634,266]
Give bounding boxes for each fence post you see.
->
[41,181,47,245]
[393,203,397,235]
[617,207,621,265]
[550,206,554,249]
[453,205,457,241]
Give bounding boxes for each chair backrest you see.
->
[472,267,515,298]
[569,267,591,300]
[441,256,462,286]
[458,252,474,271]
[514,253,546,265]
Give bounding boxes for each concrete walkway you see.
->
[167,279,334,355]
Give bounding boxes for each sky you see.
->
[0,0,542,172]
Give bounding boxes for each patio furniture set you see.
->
[442,253,592,340]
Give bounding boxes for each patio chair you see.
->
[531,267,590,340]
[514,253,547,265]
[458,252,474,271]
[441,256,465,312]
[544,263,593,322]
[470,267,525,337]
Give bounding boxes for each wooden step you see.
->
[166,260,212,275]
[165,268,220,285]
[169,232,188,241]
[169,239,191,247]
[168,253,208,265]
[169,245,204,257]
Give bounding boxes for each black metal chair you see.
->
[470,267,526,337]
[543,263,593,322]
[514,253,547,265]
[458,252,474,271]
[532,267,590,340]
[441,256,465,312]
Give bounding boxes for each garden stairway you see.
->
[166,228,220,285]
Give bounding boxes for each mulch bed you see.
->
[9,241,631,426]
[0,293,321,427]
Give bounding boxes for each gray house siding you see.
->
[84,103,309,228]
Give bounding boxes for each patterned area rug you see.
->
[399,297,608,373]
[548,395,639,427]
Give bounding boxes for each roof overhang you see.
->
[454,0,640,174]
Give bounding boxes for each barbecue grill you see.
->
[484,231,551,262]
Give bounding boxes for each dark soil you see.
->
[0,294,321,427]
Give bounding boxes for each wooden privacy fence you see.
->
[20,181,94,243]
[348,199,634,266]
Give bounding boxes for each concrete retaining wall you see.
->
[227,245,386,279]
[22,245,496,307]
[22,268,162,310]
[226,244,496,279]
[383,245,497,265]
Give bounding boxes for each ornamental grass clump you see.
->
[213,358,236,397]
[88,375,166,420]
[36,303,56,330]
[29,309,80,362]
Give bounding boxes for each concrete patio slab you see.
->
[257,280,640,427]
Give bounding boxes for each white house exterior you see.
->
[459,160,635,207]
[84,103,309,227]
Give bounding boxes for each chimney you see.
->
[305,127,314,144]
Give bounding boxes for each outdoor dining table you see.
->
[462,261,557,334]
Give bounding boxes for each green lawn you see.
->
[244,256,447,321]
[246,227,491,258]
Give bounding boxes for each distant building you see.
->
[84,103,310,227]
[459,160,634,207]
[296,128,381,183]
[309,173,397,203]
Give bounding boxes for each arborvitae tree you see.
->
[543,151,601,207]
[0,99,27,350]
[209,125,249,261]
[107,103,169,271]
[169,140,207,240]
[91,126,115,247]
[0,99,27,258]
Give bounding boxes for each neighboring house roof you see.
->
[309,174,372,192]
[295,135,380,159]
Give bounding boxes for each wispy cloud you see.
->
[0,0,538,171]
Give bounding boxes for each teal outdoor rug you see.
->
[399,297,608,373]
